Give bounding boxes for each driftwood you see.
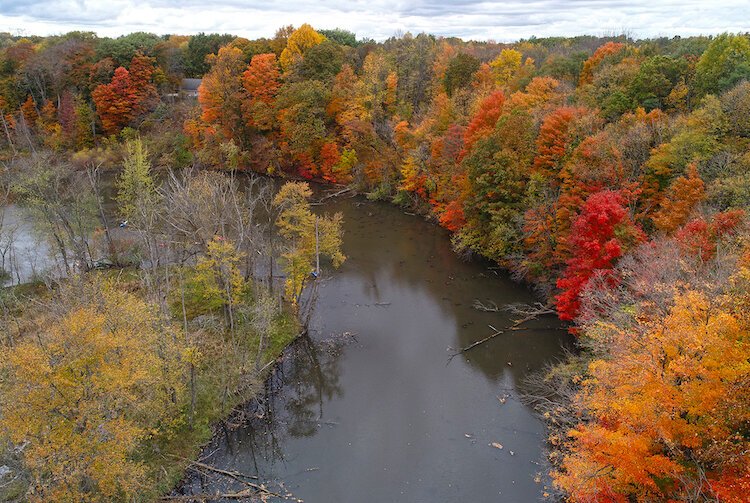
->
[449,302,555,360]
[161,489,266,501]
[315,186,354,204]
[163,455,292,501]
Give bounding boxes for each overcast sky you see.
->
[0,0,748,42]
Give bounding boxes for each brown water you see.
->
[180,193,572,502]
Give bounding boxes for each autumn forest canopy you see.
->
[0,24,750,502]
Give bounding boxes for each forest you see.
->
[0,24,749,502]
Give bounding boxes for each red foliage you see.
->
[556,190,644,321]
[296,152,318,179]
[319,141,341,183]
[461,90,505,158]
[58,91,77,143]
[709,468,750,503]
[675,210,745,261]
[438,199,466,231]
[92,54,157,135]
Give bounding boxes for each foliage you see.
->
[272,182,345,304]
[0,279,185,502]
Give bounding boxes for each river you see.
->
[179,193,572,502]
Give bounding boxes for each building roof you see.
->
[181,78,202,91]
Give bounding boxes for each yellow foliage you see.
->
[273,182,345,304]
[490,49,522,86]
[279,23,325,72]
[0,280,185,502]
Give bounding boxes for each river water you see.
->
[182,194,572,502]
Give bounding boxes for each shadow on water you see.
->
[182,193,574,502]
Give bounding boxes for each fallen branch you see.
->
[161,489,250,501]
[164,455,291,500]
[472,300,499,312]
[161,488,267,501]
[450,302,555,359]
[449,325,503,360]
[183,458,258,481]
[316,186,354,204]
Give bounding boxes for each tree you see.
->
[490,49,522,86]
[319,28,358,47]
[116,137,157,223]
[533,106,597,179]
[555,190,644,321]
[0,279,184,502]
[461,90,505,157]
[694,33,750,97]
[272,182,344,307]
[579,42,625,85]
[192,236,246,337]
[443,53,480,97]
[628,55,687,111]
[197,45,247,142]
[298,40,344,81]
[279,24,326,72]
[242,53,281,132]
[184,32,236,77]
[652,164,705,233]
[555,290,750,502]
[91,54,157,135]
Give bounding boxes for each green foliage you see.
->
[319,28,358,47]
[184,32,236,77]
[96,32,162,67]
[298,40,345,81]
[273,181,345,304]
[694,33,750,97]
[443,52,480,96]
[116,137,157,222]
[629,55,687,110]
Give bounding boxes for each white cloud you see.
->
[0,0,748,41]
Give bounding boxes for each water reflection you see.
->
[179,194,572,503]
[1,204,55,285]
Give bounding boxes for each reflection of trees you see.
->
[284,334,343,437]
[221,332,344,466]
[328,196,572,386]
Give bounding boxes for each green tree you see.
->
[443,53,481,96]
[116,137,157,223]
[694,33,750,97]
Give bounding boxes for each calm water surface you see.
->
[184,194,571,502]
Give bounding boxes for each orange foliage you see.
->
[20,95,38,127]
[579,41,625,85]
[652,164,705,233]
[242,53,281,131]
[533,106,594,178]
[555,290,750,501]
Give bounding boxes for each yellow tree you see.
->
[0,280,184,502]
[279,24,326,72]
[273,182,344,306]
[490,48,522,86]
[192,236,246,337]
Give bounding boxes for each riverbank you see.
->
[0,266,301,502]
[170,189,573,502]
